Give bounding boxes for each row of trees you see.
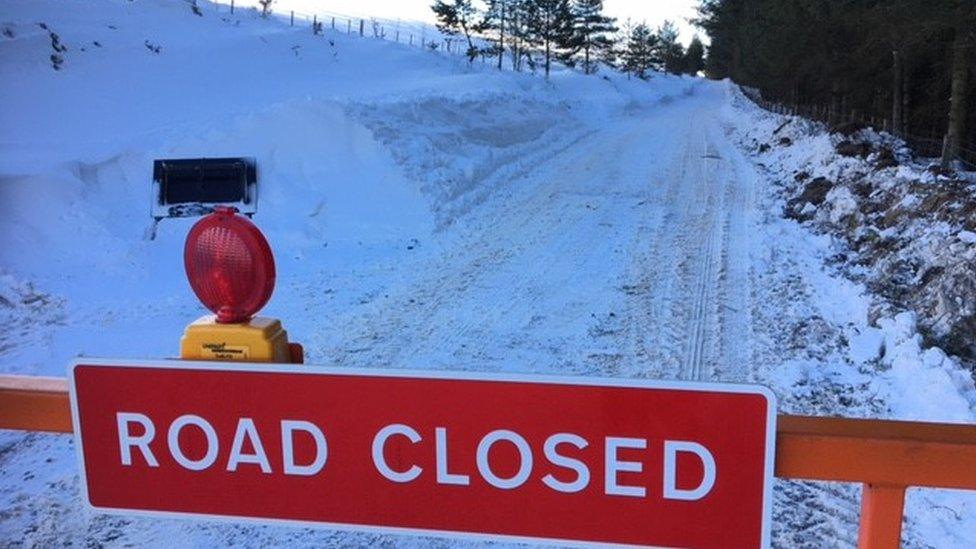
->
[431,0,705,80]
[696,0,975,165]
[619,20,704,79]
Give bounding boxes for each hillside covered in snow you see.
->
[1,1,975,547]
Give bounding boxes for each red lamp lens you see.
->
[184,208,275,323]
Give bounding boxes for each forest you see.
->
[697,0,976,167]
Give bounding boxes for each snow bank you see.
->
[876,312,976,423]
[723,83,976,421]
[752,98,975,362]
[725,82,976,548]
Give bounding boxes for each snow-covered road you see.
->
[312,84,758,389]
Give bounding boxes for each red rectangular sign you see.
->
[69,360,776,548]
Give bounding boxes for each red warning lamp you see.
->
[179,206,301,364]
[184,206,275,323]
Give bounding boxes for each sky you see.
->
[604,0,701,45]
[241,1,703,46]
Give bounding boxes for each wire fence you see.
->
[208,0,493,59]
[740,86,976,171]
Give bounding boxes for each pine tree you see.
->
[479,0,508,70]
[569,0,617,74]
[599,17,632,70]
[683,36,705,75]
[499,0,532,71]
[942,27,973,167]
[431,0,480,62]
[622,22,658,79]
[656,20,685,74]
[525,0,574,79]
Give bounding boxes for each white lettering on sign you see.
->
[116,412,159,467]
[115,413,329,476]
[372,424,423,483]
[605,437,647,497]
[541,433,590,493]
[435,427,470,486]
[663,440,717,501]
[168,414,220,471]
[281,420,328,476]
[114,415,718,500]
[227,418,271,473]
[476,429,533,490]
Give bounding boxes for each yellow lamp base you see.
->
[180,316,291,363]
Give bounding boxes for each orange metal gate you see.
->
[2,374,975,548]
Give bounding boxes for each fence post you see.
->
[359,20,364,37]
[291,11,294,26]
[347,20,351,34]
[331,17,335,30]
[230,0,234,14]
[313,15,316,31]
[857,484,905,549]
[396,30,399,43]
[409,34,413,46]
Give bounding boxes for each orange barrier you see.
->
[777,415,976,548]
[2,374,975,548]
[0,375,71,433]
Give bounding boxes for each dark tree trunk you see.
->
[498,3,505,70]
[545,38,551,79]
[830,80,842,126]
[510,11,520,72]
[942,32,972,166]
[903,65,912,136]
[731,42,742,81]
[892,48,903,136]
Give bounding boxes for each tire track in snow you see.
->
[624,117,705,378]
[619,106,746,384]
[678,156,722,381]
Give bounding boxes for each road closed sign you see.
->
[69,360,776,548]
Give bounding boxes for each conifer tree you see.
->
[569,0,617,74]
[683,36,705,75]
[525,0,574,79]
[432,0,480,62]
[656,20,685,74]
[599,17,632,70]
[622,22,658,79]
[501,0,533,71]
[479,0,508,69]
